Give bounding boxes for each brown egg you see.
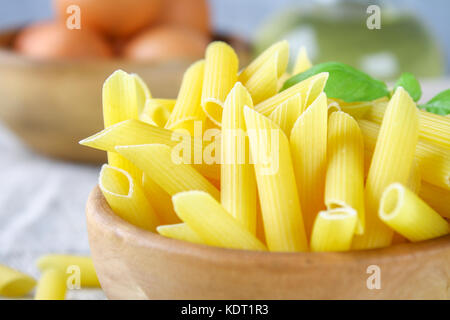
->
[123,25,209,62]
[53,0,162,38]
[14,21,112,59]
[162,0,211,35]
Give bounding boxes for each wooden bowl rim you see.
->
[87,185,450,268]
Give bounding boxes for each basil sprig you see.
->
[281,62,389,102]
[393,72,422,102]
[419,89,450,116]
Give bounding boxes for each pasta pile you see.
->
[0,255,100,299]
[81,41,449,252]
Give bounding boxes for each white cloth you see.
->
[0,123,105,299]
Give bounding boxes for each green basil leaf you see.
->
[281,62,389,102]
[394,72,422,101]
[419,89,450,116]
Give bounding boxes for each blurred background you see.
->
[0,0,449,299]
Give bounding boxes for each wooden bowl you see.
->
[86,186,450,300]
[0,30,250,163]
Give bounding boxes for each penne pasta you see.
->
[80,119,179,151]
[325,111,365,234]
[419,183,450,218]
[132,73,152,115]
[303,73,329,109]
[327,101,341,116]
[379,183,449,242]
[352,87,419,249]
[142,174,180,224]
[310,207,358,252]
[243,52,279,104]
[364,148,421,196]
[407,160,422,195]
[239,40,289,84]
[102,70,143,179]
[157,223,204,245]
[139,98,176,127]
[268,93,303,136]
[357,119,450,190]
[103,70,140,127]
[99,165,160,231]
[79,119,220,181]
[221,83,257,234]
[290,92,328,237]
[255,72,328,116]
[166,60,206,135]
[292,46,312,75]
[337,101,372,119]
[34,268,66,300]
[172,191,267,251]
[36,254,100,288]
[366,101,450,148]
[0,264,36,297]
[116,144,220,200]
[201,41,239,126]
[244,106,308,252]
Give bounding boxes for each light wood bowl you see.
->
[0,30,250,163]
[86,186,450,300]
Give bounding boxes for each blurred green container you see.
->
[254,0,445,80]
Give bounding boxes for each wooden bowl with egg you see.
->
[0,0,250,163]
[86,186,450,300]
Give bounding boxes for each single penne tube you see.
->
[268,93,303,136]
[36,254,100,288]
[116,144,220,200]
[243,52,279,104]
[103,70,140,127]
[80,119,180,151]
[290,92,328,237]
[201,41,239,126]
[352,87,419,250]
[166,60,206,135]
[244,106,308,252]
[357,119,450,190]
[310,207,358,252]
[325,111,365,234]
[142,174,180,224]
[303,72,329,109]
[172,191,267,251]
[102,70,143,178]
[419,183,450,218]
[379,183,449,242]
[238,40,289,84]
[0,264,36,297]
[157,223,204,245]
[221,83,257,234]
[34,268,66,300]
[79,119,220,181]
[139,98,176,127]
[365,101,450,148]
[255,72,328,116]
[99,165,160,231]
[292,46,312,75]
